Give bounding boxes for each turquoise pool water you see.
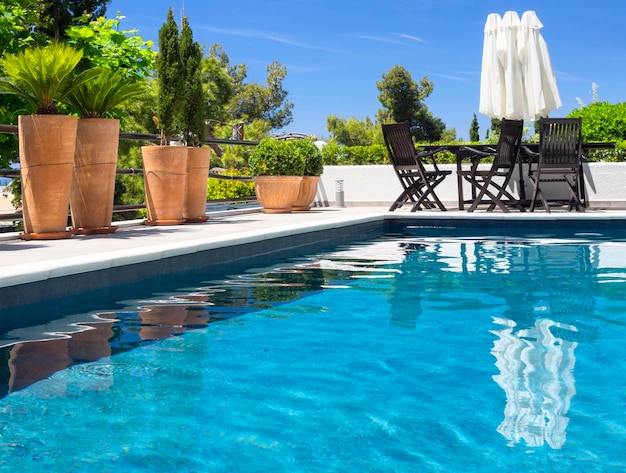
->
[0,228,625,472]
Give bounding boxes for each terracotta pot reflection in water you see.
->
[8,339,72,393]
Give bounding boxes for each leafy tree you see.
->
[0,0,43,168]
[231,61,293,130]
[201,46,234,125]
[469,114,479,142]
[201,45,293,138]
[65,14,155,81]
[326,115,382,146]
[376,65,446,142]
[35,0,110,40]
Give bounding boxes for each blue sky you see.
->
[107,0,626,141]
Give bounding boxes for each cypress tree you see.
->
[469,114,480,142]
[156,7,180,143]
[179,16,206,146]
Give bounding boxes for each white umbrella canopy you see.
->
[479,10,561,122]
[518,10,562,120]
[478,13,504,119]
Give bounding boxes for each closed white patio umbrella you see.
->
[479,10,561,121]
[478,13,504,119]
[518,10,562,121]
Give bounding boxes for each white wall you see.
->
[317,163,626,209]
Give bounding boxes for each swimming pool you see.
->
[0,225,625,471]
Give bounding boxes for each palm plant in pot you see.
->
[248,138,305,213]
[141,7,188,225]
[179,16,210,223]
[0,42,84,240]
[63,67,146,234]
[292,139,323,211]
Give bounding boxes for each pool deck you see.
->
[3,205,626,310]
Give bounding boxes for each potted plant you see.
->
[64,67,146,234]
[179,16,210,223]
[0,42,84,240]
[141,7,188,225]
[292,139,323,211]
[248,138,305,213]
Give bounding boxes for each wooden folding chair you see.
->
[458,119,524,212]
[528,118,584,212]
[382,122,451,211]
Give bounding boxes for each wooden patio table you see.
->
[418,142,615,210]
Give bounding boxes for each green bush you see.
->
[207,168,255,200]
[248,138,305,176]
[321,143,388,165]
[292,139,323,176]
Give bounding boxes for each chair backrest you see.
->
[539,118,583,169]
[382,122,422,168]
[493,119,523,167]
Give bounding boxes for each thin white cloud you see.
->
[394,33,426,43]
[429,72,472,83]
[354,34,407,45]
[197,25,343,53]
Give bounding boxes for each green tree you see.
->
[326,115,382,146]
[231,61,293,130]
[202,45,235,125]
[469,114,479,142]
[0,0,42,168]
[376,65,446,142]
[155,7,180,142]
[178,16,205,146]
[65,14,155,81]
[36,0,110,40]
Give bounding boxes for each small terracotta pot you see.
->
[184,147,211,223]
[293,175,320,211]
[253,176,303,214]
[141,145,188,225]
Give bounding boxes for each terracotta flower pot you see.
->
[141,145,188,225]
[70,118,120,234]
[292,175,321,211]
[183,147,211,223]
[18,114,78,240]
[253,175,303,214]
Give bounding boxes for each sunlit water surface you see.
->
[0,229,625,472]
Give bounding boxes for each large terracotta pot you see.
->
[292,175,321,211]
[183,146,211,223]
[141,145,188,225]
[70,118,120,234]
[253,175,303,214]
[18,114,78,240]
